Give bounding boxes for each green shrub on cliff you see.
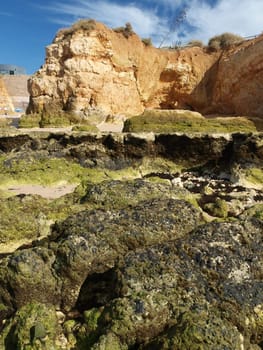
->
[187,39,204,48]
[55,19,96,41]
[208,32,243,50]
[113,22,134,38]
[142,38,153,46]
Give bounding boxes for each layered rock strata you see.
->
[27,21,263,124]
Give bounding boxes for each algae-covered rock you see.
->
[240,203,263,220]
[0,302,59,350]
[0,195,201,318]
[0,247,59,317]
[141,309,243,349]
[82,218,263,349]
[0,130,262,349]
[81,178,190,210]
[0,195,53,245]
[123,109,257,133]
[52,197,201,310]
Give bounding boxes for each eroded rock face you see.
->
[27,20,263,123]
[27,21,218,117]
[210,37,263,118]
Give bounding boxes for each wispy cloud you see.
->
[0,11,12,17]
[43,0,166,39]
[42,0,263,46]
[185,0,263,43]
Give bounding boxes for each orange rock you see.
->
[27,21,263,124]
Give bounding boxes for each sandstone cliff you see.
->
[27,21,218,118]
[27,20,263,124]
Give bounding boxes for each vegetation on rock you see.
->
[187,39,204,48]
[123,110,257,133]
[55,19,96,41]
[0,130,261,349]
[19,108,98,129]
[113,22,134,38]
[208,32,243,51]
[141,38,152,46]
[0,302,59,349]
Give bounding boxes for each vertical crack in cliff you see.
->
[132,64,144,107]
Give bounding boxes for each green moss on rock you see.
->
[19,114,41,128]
[142,308,243,349]
[123,110,257,133]
[245,167,263,186]
[240,203,263,220]
[0,302,59,349]
[203,197,229,218]
[72,124,99,132]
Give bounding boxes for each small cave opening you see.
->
[76,268,120,312]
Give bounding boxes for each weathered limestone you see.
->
[27,20,263,125]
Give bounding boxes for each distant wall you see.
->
[3,75,29,110]
[0,64,26,76]
[0,75,29,113]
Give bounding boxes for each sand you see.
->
[7,183,78,199]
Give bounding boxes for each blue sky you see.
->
[1,0,263,75]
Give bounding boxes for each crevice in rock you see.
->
[76,268,120,312]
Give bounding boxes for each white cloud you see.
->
[43,0,263,46]
[45,0,166,39]
[184,0,263,44]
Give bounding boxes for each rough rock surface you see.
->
[211,36,263,118]
[0,192,262,349]
[0,130,262,349]
[0,130,262,168]
[27,20,263,122]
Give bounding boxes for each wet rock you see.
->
[0,131,262,349]
[82,218,263,349]
[0,196,201,320]
[0,302,59,350]
[52,197,201,310]
[0,247,59,318]
[81,178,190,209]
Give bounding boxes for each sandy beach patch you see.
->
[7,183,77,199]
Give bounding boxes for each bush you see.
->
[55,19,96,41]
[142,38,152,46]
[187,40,204,48]
[208,32,243,51]
[113,22,134,38]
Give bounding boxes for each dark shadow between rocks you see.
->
[4,325,18,350]
[76,268,120,312]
